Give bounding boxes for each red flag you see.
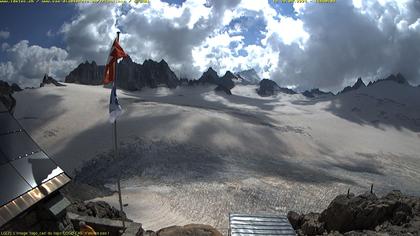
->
[103,38,128,84]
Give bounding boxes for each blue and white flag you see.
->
[109,81,123,123]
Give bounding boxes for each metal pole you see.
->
[114,31,125,230]
[114,120,125,229]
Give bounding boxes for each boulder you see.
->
[156,224,222,236]
[290,190,419,235]
[67,200,130,221]
[287,211,303,230]
[319,192,413,232]
[300,213,325,235]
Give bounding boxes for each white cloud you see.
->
[271,0,420,91]
[0,30,10,40]
[0,40,77,87]
[4,0,419,90]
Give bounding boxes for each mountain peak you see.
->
[354,77,366,88]
[367,73,409,87]
[159,59,168,66]
[236,68,260,85]
[339,77,366,94]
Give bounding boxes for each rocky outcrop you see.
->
[257,79,297,97]
[302,88,334,98]
[368,73,409,87]
[214,85,232,95]
[65,61,104,85]
[65,57,179,90]
[198,68,235,94]
[154,224,222,236]
[11,83,22,92]
[339,78,366,94]
[0,80,22,93]
[0,80,17,114]
[140,59,179,89]
[67,200,130,222]
[40,74,65,87]
[288,190,420,235]
[198,67,219,84]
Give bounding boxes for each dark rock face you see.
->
[11,83,23,92]
[257,79,297,97]
[65,58,179,90]
[0,80,17,114]
[40,74,66,87]
[302,88,334,98]
[214,85,232,95]
[67,200,130,221]
[156,224,222,236]
[0,80,22,93]
[220,71,237,90]
[300,213,325,235]
[65,61,104,85]
[198,67,219,84]
[368,73,409,87]
[339,78,366,94]
[139,59,179,89]
[289,190,420,235]
[287,211,303,230]
[198,68,235,94]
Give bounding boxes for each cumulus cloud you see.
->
[0,40,77,87]
[0,30,10,40]
[273,0,420,91]
[4,0,419,90]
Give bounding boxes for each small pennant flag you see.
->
[103,38,128,85]
[109,81,122,123]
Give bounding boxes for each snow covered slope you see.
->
[13,82,420,231]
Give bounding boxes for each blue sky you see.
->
[0,4,76,48]
[0,0,419,90]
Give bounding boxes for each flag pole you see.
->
[114,31,126,230]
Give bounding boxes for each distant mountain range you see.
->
[63,58,416,98]
[64,57,261,95]
[65,57,179,90]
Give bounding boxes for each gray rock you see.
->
[65,60,104,85]
[65,58,179,90]
[257,79,297,97]
[287,211,303,230]
[300,213,325,235]
[156,224,222,236]
[40,74,66,87]
[198,68,235,92]
[67,200,130,221]
[339,78,366,94]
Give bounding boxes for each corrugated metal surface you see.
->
[229,213,296,236]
